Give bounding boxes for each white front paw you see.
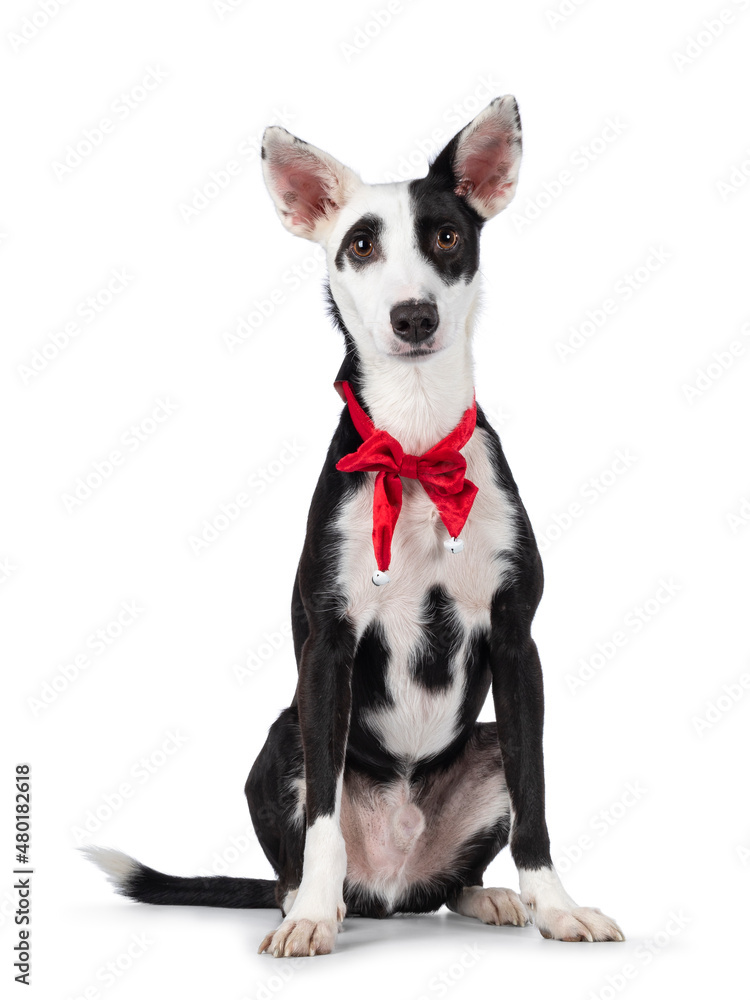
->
[259,892,346,958]
[258,916,340,958]
[535,905,624,942]
[519,867,624,942]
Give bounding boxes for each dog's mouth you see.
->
[388,340,441,360]
[403,347,437,359]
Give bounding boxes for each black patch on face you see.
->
[410,585,462,690]
[334,213,384,271]
[408,137,484,285]
[408,178,482,285]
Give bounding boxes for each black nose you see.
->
[390,300,439,344]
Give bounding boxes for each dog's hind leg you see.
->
[245,706,307,914]
[430,746,528,929]
[447,886,529,926]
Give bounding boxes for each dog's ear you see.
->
[261,127,362,242]
[433,95,522,219]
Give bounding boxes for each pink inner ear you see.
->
[271,156,334,230]
[455,133,518,211]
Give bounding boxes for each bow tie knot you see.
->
[398,451,419,481]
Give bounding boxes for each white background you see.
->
[3,0,749,997]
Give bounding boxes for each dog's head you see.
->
[261,97,522,364]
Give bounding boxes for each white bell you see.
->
[444,536,464,554]
[372,569,390,586]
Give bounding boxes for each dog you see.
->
[85,96,624,958]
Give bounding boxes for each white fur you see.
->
[292,774,347,918]
[281,888,298,915]
[519,866,578,913]
[289,775,306,826]
[358,333,477,455]
[366,640,468,762]
[80,846,138,892]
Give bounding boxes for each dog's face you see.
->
[324,180,482,361]
[261,97,522,364]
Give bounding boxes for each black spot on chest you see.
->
[348,621,400,773]
[350,621,392,716]
[410,585,463,690]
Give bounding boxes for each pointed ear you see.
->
[261,127,362,242]
[436,95,522,219]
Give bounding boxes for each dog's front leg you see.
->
[490,591,624,942]
[258,621,354,958]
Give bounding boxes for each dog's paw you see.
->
[535,906,624,942]
[452,886,530,926]
[258,916,340,958]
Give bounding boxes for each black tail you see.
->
[82,847,278,909]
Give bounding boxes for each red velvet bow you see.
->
[335,381,478,573]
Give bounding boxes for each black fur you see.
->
[411,585,462,690]
[408,181,482,284]
[407,130,484,285]
[334,213,384,271]
[110,861,278,908]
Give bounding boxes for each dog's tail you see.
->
[82,847,278,908]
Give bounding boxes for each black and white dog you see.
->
[87,96,624,957]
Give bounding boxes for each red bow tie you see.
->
[335,381,478,582]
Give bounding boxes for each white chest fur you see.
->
[335,428,517,762]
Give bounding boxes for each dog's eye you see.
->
[436,228,459,251]
[351,237,374,258]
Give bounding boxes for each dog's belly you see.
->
[336,430,516,763]
[340,726,510,911]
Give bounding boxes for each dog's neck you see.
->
[344,336,475,456]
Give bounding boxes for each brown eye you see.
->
[436,228,458,251]
[351,237,373,258]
